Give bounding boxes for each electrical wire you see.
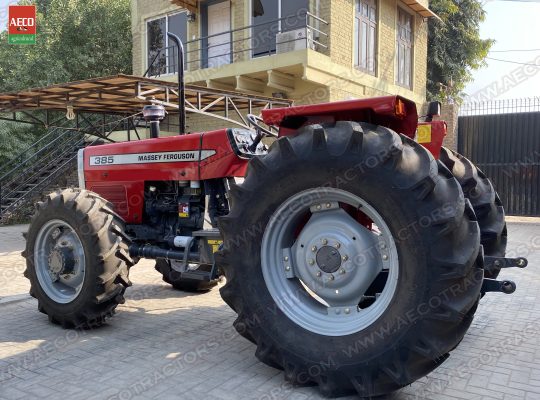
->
[490,48,540,53]
[486,57,540,66]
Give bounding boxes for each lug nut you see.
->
[345,308,351,314]
[335,289,339,294]
[284,256,289,261]
[342,255,348,261]
[380,243,387,249]
[339,269,346,274]
[326,203,332,208]
[329,274,335,281]
[285,266,290,271]
[308,259,315,266]
[322,238,328,245]
[335,309,341,314]
[335,243,341,249]
[316,204,322,210]
[311,246,317,252]
[382,254,388,261]
[316,271,322,277]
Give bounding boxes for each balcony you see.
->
[145,11,328,96]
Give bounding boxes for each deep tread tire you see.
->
[155,259,219,292]
[216,122,483,398]
[440,147,507,278]
[23,189,133,329]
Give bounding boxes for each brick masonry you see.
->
[439,103,459,151]
[131,0,429,108]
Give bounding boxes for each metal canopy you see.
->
[0,74,292,120]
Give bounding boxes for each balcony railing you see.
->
[145,11,328,78]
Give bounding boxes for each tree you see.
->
[0,0,132,165]
[427,0,494,102]
[0,0,132,91]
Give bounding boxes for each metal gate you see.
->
[458,99,540,216]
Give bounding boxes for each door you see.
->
[207,2,231,68]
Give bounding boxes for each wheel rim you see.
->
[34,219,86,304]
[261,188,399,336]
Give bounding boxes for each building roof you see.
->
[0,74,292,116]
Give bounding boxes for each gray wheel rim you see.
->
[261,188,399,336]
[34,219,86,304]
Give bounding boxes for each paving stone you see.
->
[0,222,539,399]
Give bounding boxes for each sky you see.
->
[462,1,540,101]
[0,0,538,101]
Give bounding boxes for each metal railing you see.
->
[145,11,328,77]
[0,126,87,220]
[459,97,540,116]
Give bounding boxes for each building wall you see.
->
[131,0,430,111]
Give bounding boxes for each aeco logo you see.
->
[8,5,36,45]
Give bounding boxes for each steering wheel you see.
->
[247,114,278,138]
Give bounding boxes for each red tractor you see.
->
[23,34,526,398]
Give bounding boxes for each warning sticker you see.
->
[207,240,223,253]
[417,125,432,144]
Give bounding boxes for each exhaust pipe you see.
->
[167,32,186,135]
[142,104,166,139]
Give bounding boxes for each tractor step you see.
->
[482,278,516,294]
[181,269,213,282]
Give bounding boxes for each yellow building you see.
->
[131,0,437,132]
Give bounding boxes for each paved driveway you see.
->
[0,219,539,400]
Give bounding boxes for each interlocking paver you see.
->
[0,221,539,400]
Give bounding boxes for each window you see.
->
[396,8,413,88]
[354,0,377,74]
[251,0,309,57]
[147,12,187,76]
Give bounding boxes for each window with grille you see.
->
[354,0,377,74]
[396,8,413,88]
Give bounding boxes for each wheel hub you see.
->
[262,188,399,336]
[316,246,342,273]
[292,204,384,308]
[34,219,86,304]
[48,245,76,277]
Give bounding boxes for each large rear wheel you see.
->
[440,147,507,278]
[217,122,483,397]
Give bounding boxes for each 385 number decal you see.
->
[90,156,115,166]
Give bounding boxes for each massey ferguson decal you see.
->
[89,150,216,166]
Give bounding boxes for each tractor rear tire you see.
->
[23,189,133,329]
[155,259,219,292]
[440,147,507,279]
[216,122,483,398]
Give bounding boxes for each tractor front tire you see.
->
[23,189,133,329]
[440,147,507,279]
[217,122,483,398]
